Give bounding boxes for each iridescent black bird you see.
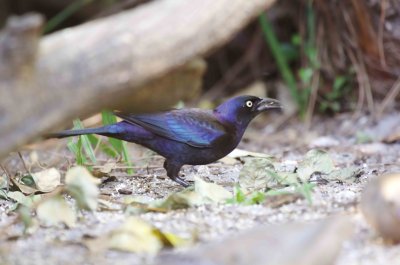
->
[49,96,281,187]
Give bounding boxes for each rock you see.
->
[154,216,353,265]
[356,143,387,155]
[309,136,340,148]
[361,173,400,242]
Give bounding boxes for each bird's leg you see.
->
[163,160,189,187]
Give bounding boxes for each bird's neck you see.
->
[214,110,251,141]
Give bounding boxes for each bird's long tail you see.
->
[46,122,151,143]
[46,127,111,139]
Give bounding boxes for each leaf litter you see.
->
[2,112,400,262]
[238,149,361,193]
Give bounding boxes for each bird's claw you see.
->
[172,176,190,187]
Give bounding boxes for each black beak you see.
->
[255,98,282,112]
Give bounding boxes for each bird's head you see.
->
[214,95,282,128]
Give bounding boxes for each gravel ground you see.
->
[1,112,400,265]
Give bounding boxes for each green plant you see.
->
[101,110,133,174]
[261,2,355,116]
[319,74,354,112]
[44,0,94,33]
[259,14,303,112]
[44,0,117,33]
[295,182,315,205]
[259,1,321,117]
[67,113,133,173]
[226,185,266,205]
[67,119,96,166]
[297,0,318,116]
[265,168,315,205]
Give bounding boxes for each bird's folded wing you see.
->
[115,110,226,148]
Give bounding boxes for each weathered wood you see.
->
[0,0,275,159]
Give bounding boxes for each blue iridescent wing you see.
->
[115,110,226,148]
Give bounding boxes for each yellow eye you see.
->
[246,100,253,108]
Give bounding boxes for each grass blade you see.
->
[101,110,133,174]
[67,137,87,166]
[72,120,97,164]
[259,14,304,113]
[44,0,93,33]
[101,110,123,153]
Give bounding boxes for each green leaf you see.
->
[7,191,41,208]
[100,141,119,158]
[89,133,119,158]
[21,175,36,187]
[295,182,315,205]
[121,141,133,174]
[233,185,246,203]
[0,189,8,200]
[259,14,305,114]
[291,34,301,46]
[101,110,122,153]
[299,68,313,84]
[227,185,266,205]
[333,76,347,92]
[87,134,100,149]
[247,191,266,205]
[68,137,86,165]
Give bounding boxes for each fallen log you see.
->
[0,0,275,159]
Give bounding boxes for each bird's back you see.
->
[115,108,239,164]
[116,109,233,148]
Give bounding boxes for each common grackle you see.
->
[48,95,281,187]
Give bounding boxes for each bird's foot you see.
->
[171,176,190,187]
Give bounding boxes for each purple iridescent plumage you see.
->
[48,95,281,187]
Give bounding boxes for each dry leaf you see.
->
[36,195,76,227]
[11,178,37,195]
[92,162,117,178]
[297,150,335,182]
[228,148,274,159]
[31,168,61,193]
[108,217,163,254]
[383,129,400,143]
[65,166,100,211]
[194,177,231,202]
[154,177,231,210]
[221,149,274,165]
[238,157,277,192]
[264,193,303,208]
[108,217,188,254]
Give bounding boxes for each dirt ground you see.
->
[1,111,400,265]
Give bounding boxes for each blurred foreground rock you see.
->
[155,216,352,265]
[0,0,275,160]
[361,173,400,243]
